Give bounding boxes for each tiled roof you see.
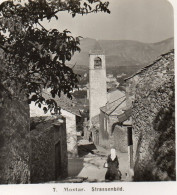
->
[30,116,65,131]
[124,49,174,81]
[100,89,126,116]
[100,96,126,116]
[107,89,125,103]
[42,89,81,117]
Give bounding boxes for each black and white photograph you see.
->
[0,0,176,194]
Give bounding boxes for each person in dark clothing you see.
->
[105,148,122,181]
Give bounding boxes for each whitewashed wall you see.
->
[61,110,78,157]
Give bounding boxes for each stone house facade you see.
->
[88,42,132,154]
[61,109,80,157]
[30,116,67,183]
[98,89,131,153]
[30,91,81,157]
[125,50,175,181]
[99,96,127,152]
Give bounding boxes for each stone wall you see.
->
[99,111,110,148]
[30,103,78,157]
[112,126,127,153]
[30,117,68,183]
[0,93,30,184]
[126,50,175,181]
[99,111,128,152]
[110,116,127,153]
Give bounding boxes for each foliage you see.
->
[72,89,87,99]
[0,0,110,113]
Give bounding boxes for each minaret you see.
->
[89,41,107,123]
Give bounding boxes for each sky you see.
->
[43,0,174,43]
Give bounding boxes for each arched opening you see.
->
[94,57,102,69]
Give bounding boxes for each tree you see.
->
[0,0,110,183]
[0,0,110,113]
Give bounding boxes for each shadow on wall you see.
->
[111,122,120,133]
[111,122,128,153]
[68,158,84,177]
[67,143,97,177]
[78,144,96,157]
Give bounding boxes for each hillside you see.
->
[67,37,174,69]
[67,37,174,86]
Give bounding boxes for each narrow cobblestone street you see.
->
[60,139,129,182]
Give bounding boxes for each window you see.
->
[104,117,107,131]
[94,57,102,69]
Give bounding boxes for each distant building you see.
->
[106,75,119,90]
[107,74,113,78]
[106,77,117,82]
[99,89,131,153]
[88,42,131,150]
[117,73,126,79]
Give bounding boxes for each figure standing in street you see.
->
[105,148,122,181]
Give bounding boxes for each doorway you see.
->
[55,140,62,180]
[127,126,133,168]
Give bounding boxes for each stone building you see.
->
[30,90,81,157]
[89,41,107,123]
[125,50,175,181]
[30,116,67,183]
[99,90,128,152]
[88,42,132,151]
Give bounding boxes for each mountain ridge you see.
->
[67,37,174,69]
